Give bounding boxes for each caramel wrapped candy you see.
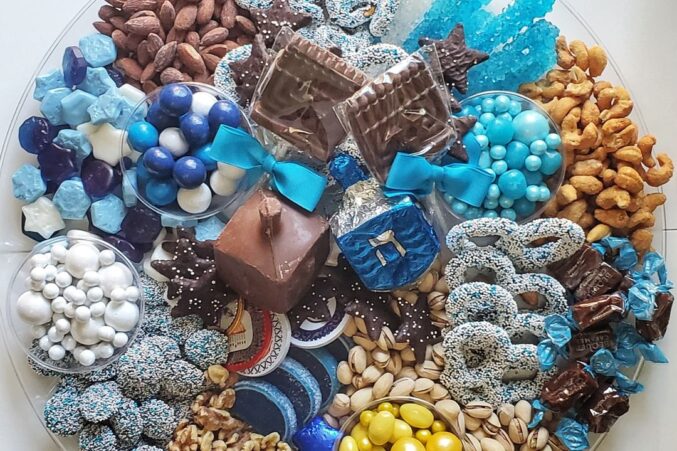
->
[548,244,602,291]
[572,292,625,331]
[574,262,623,300]
[568,327,616,359]
[542,362,599,412]
[636,292,674,342]
[580,385,630,433]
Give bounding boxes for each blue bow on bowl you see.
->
[207,125,327,212]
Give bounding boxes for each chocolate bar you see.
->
[568,327,616,359]
[636,291,674,342]
[580,385,630,433]
[341,56,455,182]
[251,32,368,162]
[574,262,624,300]
[548,244,603,292]
[572,292,626,331]
[214,189,330,313]
[542,362,599,412]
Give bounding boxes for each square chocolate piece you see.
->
[251,32,368,162]
[214,189,330,313]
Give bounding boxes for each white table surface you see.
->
[1,1,676,449]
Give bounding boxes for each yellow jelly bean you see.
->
[391,437,426,451]
[373,447,386,451]
[415,429,432,444]
[431,420,447,433]
[351,424,369,442]
[356,436,373,451]
[378,402,394,413]
[392,405,400,417]
[390,419,413,443]
[425,432,463,451]
[340,436,360,451]
[400,403,435,429]
[368,411,395,446]
[360,410,376,428]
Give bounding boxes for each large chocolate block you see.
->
[214,189,330,313]
[251,32,368,162]
[580,385,630,434]
[568,327,616,359]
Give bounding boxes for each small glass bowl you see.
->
[120,82,261,222]
[441,90,565,225]
[334,396,456,451]
[6,235,144,374]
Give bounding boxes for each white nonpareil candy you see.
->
[16,291,52,325]
[65,242,100,278]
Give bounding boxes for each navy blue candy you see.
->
[143,147,175,178]
[159,84,193,117]
[105,65,125,87]
[38,143,78,185]
[179,113,211,147]
[128,121,159,152]
[146,102,178,130]
[62,46,88,87]
[173,156,206,189]
[191,144,217,171]
[19,116,60,154]
[208,99,241,131]
[145,178,178,206]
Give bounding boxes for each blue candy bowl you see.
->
[444,90,565,224]
[120,82,261,222]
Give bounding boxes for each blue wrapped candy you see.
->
[292,417,340,451]
[555,418,589,451]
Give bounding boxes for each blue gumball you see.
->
[191,144,217,171]
[481,98,495,113]
[530,139,547,156]
[525,185,541,202]
[479,112,495,126]
[451,200,468,215]
[500,208,517,220]
[127,121,159,152]
[496,112,513,122]
[498,195,514,208]
[483,198,499,209]
[173,156,206,189]
[523,169,543,185]
[540,150,563,176]
[512,110,550,144]
[497,169,527,200]
[486,184,501,200]
[539,186,551,202]
[545,133,562,149]
[208,99,241,131]
[524,155,542,172]
[494,95,511,113]
[491,160,508,175]
[490,145,507,160]
[514,198,536,218]
[180,112,211,147]
[472,122,485,135]
[475,134,489,149]
[486,116,515,146]
[145,178,178,206]
[146,102,178,130]
[505,141,530,169]
[159,84,193,117]
[508,100,522,116]
[465,207,481,219]
[135,153,150,182]
[143,146,175,178]
[484,209,499,218]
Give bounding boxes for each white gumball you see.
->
[30,280,46,292]
[63,286,77,302]
[55,271,73,288]
[16,291,52,325]
[76,280,88,291]
[39,336,52,351]
[64,302,76,319]
[112,332,129,348]
[31,325,47,339]
[83,271,100,287]
[30,267,46,282]
[217,162,247,180]
[64,242,100,278]
[55,318,71,334]
[90,302,106,318]
[98,262,133,297]
[44,265,57,281]
[51,244,67,263]
[177,184,212,214]
[75,306,91,323]
[159,127,189,157]
[61,335,76,351]
[72,346,84,359]
[125,286,140,302]
[110,287,127,303]
[48,345,66,361]
[42,283,60,300]
[93,343,114,359]
[52,313,65,322]
[191,91,218,116]
[30,253,49,268]
[77,349,96,366]
[104,301,140,332]
[209,171,238,197]
[87,286,104,302]
[70,317,104,346]
[47,326,64,343]
[98,249,116,267]
[71,288,87,306]
[98,326,116,342]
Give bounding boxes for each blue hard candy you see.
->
[122,168,138,207]
[522,169,543,185]
[77,67,117,96]
[12,165,47,203]
[62,46,88,87]
[524,155,542,172]
[195,216,225,241]
[191,144,217,171]
[159,84,192,117]
[105,66,125,87]
[113,98,145,130]
[60,89,98,127]
[514,198,536,218]
[179,113,210,147]
[128,121,159,152]
[208,99,241,131]
[497,169,527,200]
[81,158,120,199]
[40,87,72,126]
[143,147,175,178]
[540,150,563,176]
[121,205,162,244]
[79,33,117,67]
[87,88,125,125]
[90,194,126,234]
[54,129,92,164]
[19,116,60,154]
[505,141,530,169]
[530,139,547,156]
[53,179,91,220]
[34,69,66,101]
[512,110,550,144]
[38,143,78,184]
[486,116,514,145]
[173,156,206,189]
[161,214,198,228]
[145,178,178,206]
[146,102,178,130]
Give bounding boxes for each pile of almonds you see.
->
[94,0,258,93]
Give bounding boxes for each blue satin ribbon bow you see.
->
[384,152,495,207]
[207,125,327,212]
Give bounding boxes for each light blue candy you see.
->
[53,179,91,220]
[494,95,511,113]
[475,134,489,149]
[486,184,500,200]
[480,98,495,113]
[40,87,71,126]
[489,145,507,160]
[191,144,217,171]
[128,121,159,152]
[122,169,138,207]
[60,90,97,127]
[443,193,454,204]
[451,200,468,215]
[539,186,551,202]
[483,198,499,209]
[524,155,542,171]
[79,34,117,67]
[491,160,508,175]
[460,106,476,117]
[545,133,562,149]
[472,122,485,135]
[525,185,541,202]
[508,100,523,116]
[114,98,145,129]
[484,210,499,218]
[54,129,92,164]
[161,214,198,228]
[498,169,527,200]
[87,88,124,125]
[34,69,66,101]
[486,116,514,145]
[465,206,482,219]
[90,194,126,234]
[514,198,536,217]
[498,195,514,208]
[500,208,517,220]
[523,169,543,185]
[12,165,46,203]
[512,110,550,144]
[496,112,513,122]
[195,216,226,241]
[78,67,117,96]
[530,140,547,156]
[479,112,495,126]
[540,150,563,176]
[505,141,529,169]
[478,150,492,169]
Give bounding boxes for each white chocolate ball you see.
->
[31,325,47,339]
[93,343,114,359]
[55,271,73,288]
[48,345,66,361]
[75,306,91,323]
[177,184,212,214]
[90,302,106,318]
[99,249,116,267]
[64,302,76,319]
[98,262,133,297]
[83,271,100,287]
[98,326,116,342]
[64,242,100,278]
[110,287,127,303]
[16,291,52,325]
[30,253,49,268]
[125,286,140,302]
[210,171,238,197]
[30,267,46,282]
[78,349,96,366]
[70,317,104,346]
[159,127,190,158]
[65,287,87,306]
[104,301,140,332]
[42,283,60,300]
[55,318,71,334]
[47,326,63,343]
[51,244,67,263]
[61,335,76,351]
[44,265,57,281]
[72,346,84,359]
[39,336,52,351]
[30,280,46,292]
[191,91,218,116]
[217,162,247,180]
[112,332,129,348]
[76,280,88,291]
[87,287,104,302]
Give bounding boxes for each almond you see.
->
[115,58,144,80]
[111,29,128,50]
[137,41,152,66]
[141,62,157,83]
[122,0,158,14]
[235,15,256,35]
[166,27,186,43]
[186,31,201,50]
[105,0,126,8]
[93,21,115,36]
[109,16,127,30]
[98,5,118,21]
[220,0,237,28]
[200,27,228,46]
[125,16,162,36]
[125,33,145,52]
[177,42,207,74]
[154,41,178,71]
[129,10,158,20]
[159,1,176,31]
[202,43,232,58]
[175,4,198,30]
[146,33,165,56]
[199,20,219,37]
[160,67,186,84]
[197,0,215,25]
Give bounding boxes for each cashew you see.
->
[599,100,633,122]
[645,153,674,187]
[587,224,611,242]
[575,147,607,162]
[545,97,583,124]
[556,184,579,206]
[578,212,595,229]
[631,228,653,254]
[541,81,566,100]
[570,175,603,195]
[569,40,590,71]
[564,79,593,98]
[637,135,657,168]
[581,100,600,127]
[601,168,617,187]
[628,209,655,229]
[570,159,603,176]
[594,208,629,228]
[602,122,638,150]
[557,199,587,222]
[518,82,543,100]
[593,80,613,98]
[546,69,572,85]
[643,192,667,212]
[556,36,576,69]
[596,186,631,210]
[588,46,608,77]
[626,192,646,213]
[614,146,643,164]
[615,166,644,193]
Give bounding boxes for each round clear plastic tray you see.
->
[0,1,665,450]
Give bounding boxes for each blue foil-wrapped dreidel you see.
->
[329,154,440,291]
[292,417,341,451]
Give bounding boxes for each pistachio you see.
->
[327,393,351,417]
[362,365,383,385]
[343,316,357,337]
[351,375,368,389]
[352,334,377,351]
[481,438,506,451]
[462,433,482,451]
[336,361,354,385]
[349,387,373,412]
[415,360,442,380]
[497,403,515,426]
[464,412,483,431]
[348,346,367,373]
[430,383,449,401]
[519,445,538,451]
[527,428,549,450]
[323,413,339,429]
[396,367,419,380]
[514,400,533,424]
[417,271,438,293]
[427,291,446,311]
[472,428,488,441]
[372,373,394,399]
[389,378,415,397]
[377,327,396,351]
[434,277,450,294]
[482,413,501,436]
[372,349,390,369]
[345,385,356,396]
[508,418,528,444]
[385,352,402,375]
[413,378,434,396]
[494,429,514,451]
[435,399,461,420]
[464,401,494,419]
[400,347,417,364]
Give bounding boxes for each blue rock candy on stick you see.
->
[261,357,322,425]
[232,380,298,441]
